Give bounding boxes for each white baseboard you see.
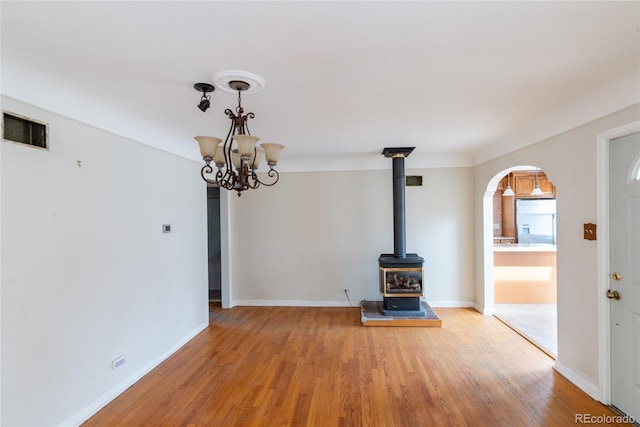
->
[554,360,599,401]
[62,321,209,427]
[471,303,496,315]
[234,299,353,307]
[428,300,476,308]
[233,299,477,309]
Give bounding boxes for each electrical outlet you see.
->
[111,356,126,370]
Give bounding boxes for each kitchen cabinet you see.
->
[495,171,556,244]
[512,171,555,198]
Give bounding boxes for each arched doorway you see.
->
[485,166,558,358]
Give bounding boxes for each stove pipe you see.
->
[382,147,415,259]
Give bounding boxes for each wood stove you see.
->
[378,147,425,315]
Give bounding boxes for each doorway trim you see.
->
[219,188,233,308]
[595,120,640,404]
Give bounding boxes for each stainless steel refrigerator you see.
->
[516,199,556,244]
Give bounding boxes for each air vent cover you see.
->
[406,175,423,186]
[2,111,48,149]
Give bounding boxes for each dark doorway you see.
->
[207,186,222,301]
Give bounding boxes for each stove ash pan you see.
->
[378,253,425,298]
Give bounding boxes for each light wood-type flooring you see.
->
[83,305,631,427]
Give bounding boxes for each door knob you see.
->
[612,272,621,281]
[606,290,621,300]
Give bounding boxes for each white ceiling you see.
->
[2,1,639,172]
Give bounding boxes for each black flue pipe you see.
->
[382,147,415,259]
[392,156,407,258]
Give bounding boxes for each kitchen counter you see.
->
[493,244,557,304]
[493,243,556,252]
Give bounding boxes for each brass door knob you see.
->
[612,272,621,281]
[606,290,621,300]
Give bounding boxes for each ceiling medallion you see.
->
[212,70,266,94]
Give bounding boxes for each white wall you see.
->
[0,97,209,426]
[7,91,633,422]
[229,167,475,307]
[473,103,640,397]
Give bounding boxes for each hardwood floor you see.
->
[83,305,630,426]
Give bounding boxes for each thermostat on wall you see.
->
[162,224,171,233]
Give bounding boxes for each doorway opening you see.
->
[207,186,222,301]
[488,167,558,358]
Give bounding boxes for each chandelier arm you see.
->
[222,117,236,172]
[254,167,280,187]
[215,169,225,183]
[246,169,261,190]
[243,112,255,136]
[200,165,220,186]
[220,170,235,191]
[224,180,235,190]
[201,177,220,186]
[201,163,216,178]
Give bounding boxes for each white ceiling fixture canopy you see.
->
[213,70,266,94]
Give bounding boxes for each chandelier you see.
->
[193,71,284,196]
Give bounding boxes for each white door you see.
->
[610,132,640,420]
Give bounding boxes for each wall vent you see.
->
[2,111,49,149]
[406,175,423,186]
